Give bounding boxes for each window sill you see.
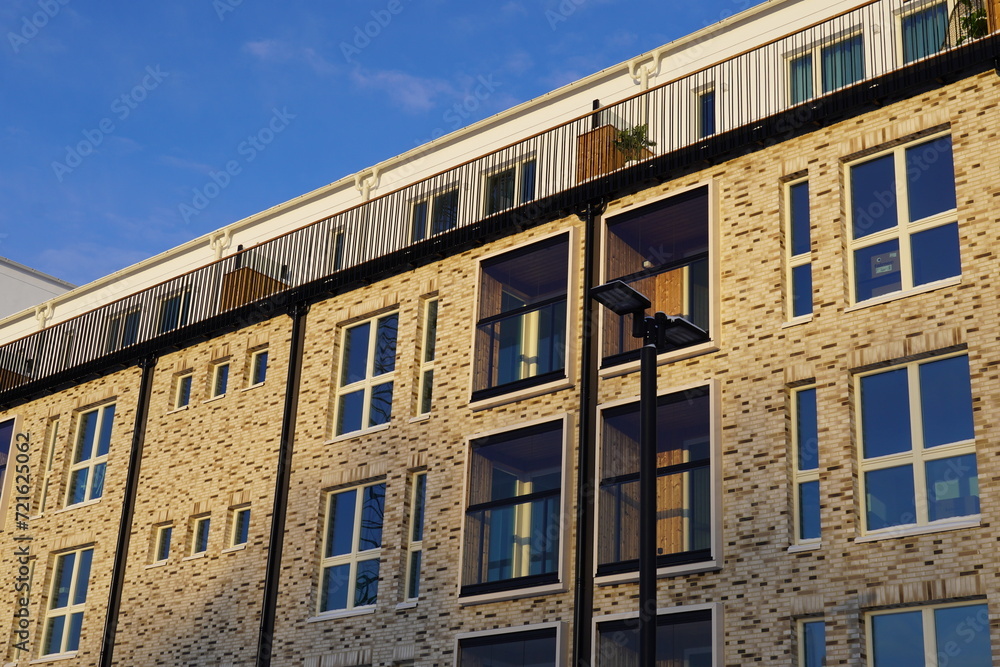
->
[469,377,574,412]
[395,600,418,610]
[787,541,822,553]
[326,422,392,444]
[599,341,719,379]
[855,516,981,543]
[182,552,207,561]
[53,498,101,514]
[408,414,430,423]
[782,314,813,328]
[165,405,190,415]
[596,560,720,586]
[145,560,168,569]
[203,394,226,404]
[458,581,565,606]
[306,606,376,622]
[240,382,265,392]
[846,275,961,312]
[221,543,247,554]
[30,653,78,664]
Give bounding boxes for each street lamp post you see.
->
[591,279,708,666]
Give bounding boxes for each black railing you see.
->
[1,0,997,405]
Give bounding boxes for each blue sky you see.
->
[0,0,764,287]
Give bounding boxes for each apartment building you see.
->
[0,257,73,321]
[2,0,1000,665]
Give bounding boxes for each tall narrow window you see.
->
[67,404,115,506]
[596,609,713,666]
[902,2,948,64]
[858,354,978,533]
[335,312,398,435]
[462,421,563,596]
[38,418,60,514]
[598,387,713,574]
[405,472,426,600]
[191,516,211,555]
[0,418,13,517]
[698,88,716,138]
[411,188,459,243]
[319,481,386,612]
[786,179,812,318]
[231,507,250,547]
[484,158,537,215]
[868,603,990,666]
[603,186,710,362]
[175,373,193,409]
[793,387,820,543]
[249,350,268,386]
[417,299,438,415]
[42,547,94,656]
[789,53,814,104]
[153,525,172,563]
[849,134,959,302]
[159,290,191,333]
[800,620,826,667]
[210,362,229,398]
[473,234,569,400]
[105,309,141,353]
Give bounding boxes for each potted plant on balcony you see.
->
[613,123,657,161]
[956,0,989,44]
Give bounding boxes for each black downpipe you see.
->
[256,302,309,667]
[98,354,157,667]
[572,199,604,666]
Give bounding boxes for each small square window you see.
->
[106,309,141,353]
[159,290,191,334]
[411,189,459,243]
[175,374,193,409]
[191,516,211,555]
[211,363,230,398]
[231,507,250,547]
[250,350,269,386]
[484,158,537,215]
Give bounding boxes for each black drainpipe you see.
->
[256,301,309,667]
[99,354,157,667]
[572,198,605,666]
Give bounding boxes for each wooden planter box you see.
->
[576,125,654,183]
[220,267,287,311]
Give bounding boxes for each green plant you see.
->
[956,0,988,45]
[613,123,656,160]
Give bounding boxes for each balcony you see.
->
[1,0,997,403]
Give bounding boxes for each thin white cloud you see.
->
[243,39,339,76]
[157,154,213,175]
[349,68,458,113]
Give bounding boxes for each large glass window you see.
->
[334,312,398,435]
[67,405,115,507]
[473,235,569,400]
[789,34,865,103]
[786,179,812,318]
[598,387,713,575]
[105,309,140,353]
[319,482,385,613]
[603,187,709,363]
[458,627,558,667]
[849,135,959,302]
[793,387,820,543]
[596,609,713,666]
[42,547,94,656]
[902,2,948,64]
[462,421,563,596]
[858,354,978,533]
[868,603,990,666]
[411,188,459,243]
[485,158,537,215]
[158,290,191,334]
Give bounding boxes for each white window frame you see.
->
[190,516,211,555]
[404,472,426,601]
[482,155,537,216]
[37,417,60,515]
[105,308,141,353]
[797,618,826,667]
[158,288,192,334]
[0,417,19,524]
[785,177,812,321]
[230,506,250,547]
[249,349,269,387]
[152,524,173,563]
[416,298,438,416]
[210,362,230,399]
[592,602,722,667]
[174,373,193,409]
[41,547,94,657]
[333,311,398,437]
[792,386,820,547]
[455,621,565,667]
[786,29,866,104]
[66,404,115,507]
[410,185,460,242]
[694,84,717,140]
[318,480,386,615]
[856,353,978,537]
[594,380,722,583]
[865,601,991,666]
[846,132,959,305]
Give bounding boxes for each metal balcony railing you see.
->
[1,0,997,405]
